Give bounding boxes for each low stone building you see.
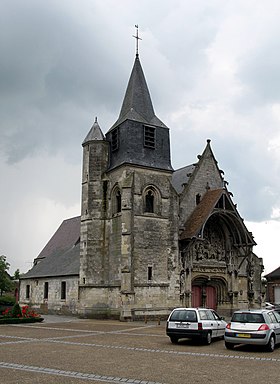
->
[20,50,264,319]
[265,267,280,304]
[20,217,80,314]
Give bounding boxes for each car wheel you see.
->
[266,335,275,352]
[170,336,178,344]
[225,341,235,350]
[204,332,212,345]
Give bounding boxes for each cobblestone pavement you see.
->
[1,316,280,383]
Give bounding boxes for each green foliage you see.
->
[0,255,13,295]
[11,303,22,318]
[0,317,43,324]
[13,269,20,280]
[0,295,15,306]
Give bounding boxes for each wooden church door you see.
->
[205,286,217,310]
[192,286,202,307]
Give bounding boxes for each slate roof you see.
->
[21,216,80,279]
[180,189,223,240]
[109,55,167,131]
[172,164,196,194]
[83,117,105,144]
[265,266,280,279]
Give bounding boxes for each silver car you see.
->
[224,309,280,351]
[166,307,226,345]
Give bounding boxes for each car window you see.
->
[212,311,220,320]
[170,310,197,322]
[198,310,208,320]
[274,311,280,322]
[268,312,277,323]
[232,313,264,323]
[207,310,215,320]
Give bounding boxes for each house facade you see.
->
[20,52,264,320]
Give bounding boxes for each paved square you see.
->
[0,316,280,383]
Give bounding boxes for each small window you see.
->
[116,190,121,213]
[144,126,155,149]
[44,282,49,299]
[148,266,153,281]
[26,285,30,299]
[61,281,66,300]
[111,128,119,151]
[196,193,201,205]
[112,187,122,215]
[145,190,154,213]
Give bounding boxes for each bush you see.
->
[11,303,22,318]
[0,295,16,306]
[0,317,44,324]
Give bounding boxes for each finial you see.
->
[95,116,98,123]
[133,24,142,57]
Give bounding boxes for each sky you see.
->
[1,0,280,276]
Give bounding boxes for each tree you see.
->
[13,269,20,280]
[0,255,13,296]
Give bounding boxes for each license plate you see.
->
[176,323,190,328]
[236,333,251,338]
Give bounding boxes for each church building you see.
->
[20,45,264,320]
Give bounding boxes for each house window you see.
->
[148,266,153,281]
[26,285,30,299]
[145,190,154,213]
[144,126,155,148]
[44,282,49,299]
[61,281,66,300]
[111,127,119,151]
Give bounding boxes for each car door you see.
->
[211,310,225,337]
[271,311,280,344]
[206,310,218,338]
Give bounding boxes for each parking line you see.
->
[0,362,165,384]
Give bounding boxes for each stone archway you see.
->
[191,276,228,310]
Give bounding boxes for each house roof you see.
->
[180,189,223,240]
[265,266,280,279]
[21,216,80,279]
[109,55,166,131]
[172,164,196,194]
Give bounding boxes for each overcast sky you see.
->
[1,0,280,276]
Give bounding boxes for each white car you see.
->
[224,309,280,351]
[166,307,227,345]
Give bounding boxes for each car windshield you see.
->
[170,310,197,322]
[232,312,264,323]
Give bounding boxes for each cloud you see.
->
[1,0,280,275]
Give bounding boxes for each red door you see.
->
[206,286,216,310]
[192,286,202,307]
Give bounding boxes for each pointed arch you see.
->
[111,184,122,215]
[142,185,161,215]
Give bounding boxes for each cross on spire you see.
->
[133,24,142,57]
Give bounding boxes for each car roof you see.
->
[232,309,271,314]
[171,307,213,311]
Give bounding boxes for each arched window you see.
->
[112,186,122,215]
[143,186,161,215]
[145,190,154,213]
[116,190,121,213]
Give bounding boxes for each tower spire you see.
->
[133,24,142,57]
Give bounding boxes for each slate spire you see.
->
[83,117,105,144]
[110,55,166,130]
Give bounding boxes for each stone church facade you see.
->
[20,52,264,320]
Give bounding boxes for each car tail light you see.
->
[258,324,269,331]
[198,322,203,330]
[226,323,231,329]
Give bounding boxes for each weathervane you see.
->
[133,24,142,57]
